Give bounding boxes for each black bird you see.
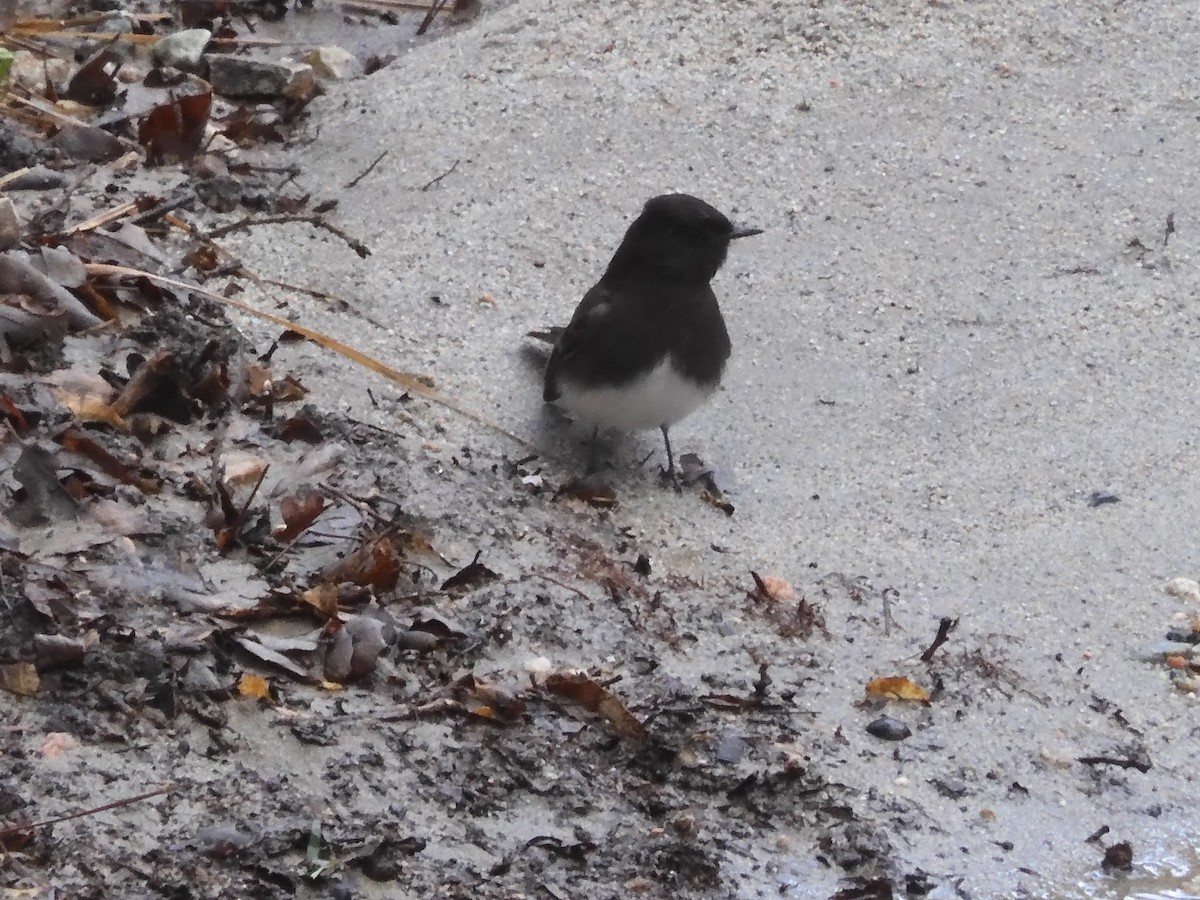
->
[543,193,761,479]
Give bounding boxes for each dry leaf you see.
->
[223,454,269,489]
[238,672,272,700]
[298,583,339,618]
[865,676,930,703]
[321,535,400,592]
[0,661,40,696]
[52,388,127,431]
[750,572,796,603]
[274,490,327,541]
[544,672,647,742]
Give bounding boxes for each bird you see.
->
[542,193,761,482]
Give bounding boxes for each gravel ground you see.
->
[9,1,1200,898]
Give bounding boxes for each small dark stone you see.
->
[634,553,652,576]
[866,715,911,742]
[1086,490,1120,507]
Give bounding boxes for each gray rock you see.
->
[153,28,211,72]
[207,56,316,101]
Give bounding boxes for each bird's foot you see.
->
[658,463,683,493]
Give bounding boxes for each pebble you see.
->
[1164,577,1200,605]
[866,715,911,741]
[302,46,362,81]
[153,29,212,72]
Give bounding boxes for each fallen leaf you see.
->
[865,676,930,704]
[238,672,272,700]
[543,672,647,742]
[274,490,327,541]
[750,572,796,603]
[52,387,128,431]
[321,535,400,592]
[0,662,40,696]
[298,582,339,618]
[553,476,617,508]
[139,89,212,166]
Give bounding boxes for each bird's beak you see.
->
[730,225,763,240]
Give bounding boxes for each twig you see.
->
[920,616,958,663]
[525,571,593,602]
[346,150,388,189]
[881,586,897,636]
[416,0,449,35]
[0,784,175,839]
[420,158,459,191]
[205,214,371,258]
[131,190,198,226]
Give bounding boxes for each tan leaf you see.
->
[238,672,272,700]
[0,662,40,696]
[750,571,796,603]
[865,676,930,703]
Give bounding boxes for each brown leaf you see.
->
[183,244,220,272]
[65,41,122,107]
[455,674,526,723]
[274,490,327,541]
[543,672,647,742]
[0,395,33,437]
[56,426,162,494]
[275,411,323,443]
[52,387,128,431]
[139,89,212,166]
[321,535,401,592]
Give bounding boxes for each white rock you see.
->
[302,46,362,81]
[1164,577,1200,604]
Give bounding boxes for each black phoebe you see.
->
[542,194,761,479]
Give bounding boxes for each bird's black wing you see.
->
[543,284,612,401]
[543,283,664,402]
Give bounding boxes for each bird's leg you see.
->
[659,425,681,492]
[584,426,603,474]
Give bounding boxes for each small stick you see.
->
[0,784,175,840]
[416,0,449,35]
[205,214,371,259]
[346,150,388,189]
[420,158,459,191]
[920,616,958,663]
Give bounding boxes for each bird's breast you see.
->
[557,357,719,431]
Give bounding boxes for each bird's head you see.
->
[607,193,761,284]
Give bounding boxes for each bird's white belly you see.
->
[557,358,716,432]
